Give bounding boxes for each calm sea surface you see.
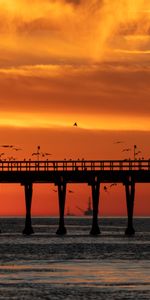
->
[0,217,150,299]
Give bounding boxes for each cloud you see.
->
[0,62,150,132]
[0,0,150,63]
[0,1,150,131]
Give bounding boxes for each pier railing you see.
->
[0,160,150,172]
[0,159,150,236]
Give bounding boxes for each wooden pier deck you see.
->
[0,159,149,236]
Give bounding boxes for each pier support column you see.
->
[56,182,67,235]
[90,181,100,235]
[125,181,135,236]
[23,183,34,235]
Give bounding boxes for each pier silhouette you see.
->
[0,159,149,236]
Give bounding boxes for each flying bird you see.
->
[135,151,141,155]
[68,190,74,193]
[32,152,38,156]
[122,148,131,152]
[114,141,124,144]
[42,152,52,157]
[110,183,117,188]
[0,145,14,148]
[104,186,108,192]
[12,148,22,151]
[73,122,78,127]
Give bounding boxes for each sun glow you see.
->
[0,0,150,61]
[0,2,149,132]
[0,112,149,132]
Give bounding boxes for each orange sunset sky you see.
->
[0,0,150,216]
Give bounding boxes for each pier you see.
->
[0,159,150,236]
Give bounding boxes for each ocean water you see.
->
[0,217,150,299]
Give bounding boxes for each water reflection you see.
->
[0,218,150,299]
[0,260,150,289]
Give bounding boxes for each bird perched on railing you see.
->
[7,156,16,161]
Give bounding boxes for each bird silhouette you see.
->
[73,122,78,127]
[104,186,108,192]
[110,183,117,188]
[68,190,74,193]
[7,156,16,161]
[42,152,52,157]
[114,141,124,144]
[32,152,38,156]
[122,148,131,152]
[0,145,14,148]
[13,148,22,151]
[135,151,141,155]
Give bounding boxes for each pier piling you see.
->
[125,179,135,236]
[56,181,67,235]
[90,178,100,235]
[0,159,149,236]
[23,183,34,235]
